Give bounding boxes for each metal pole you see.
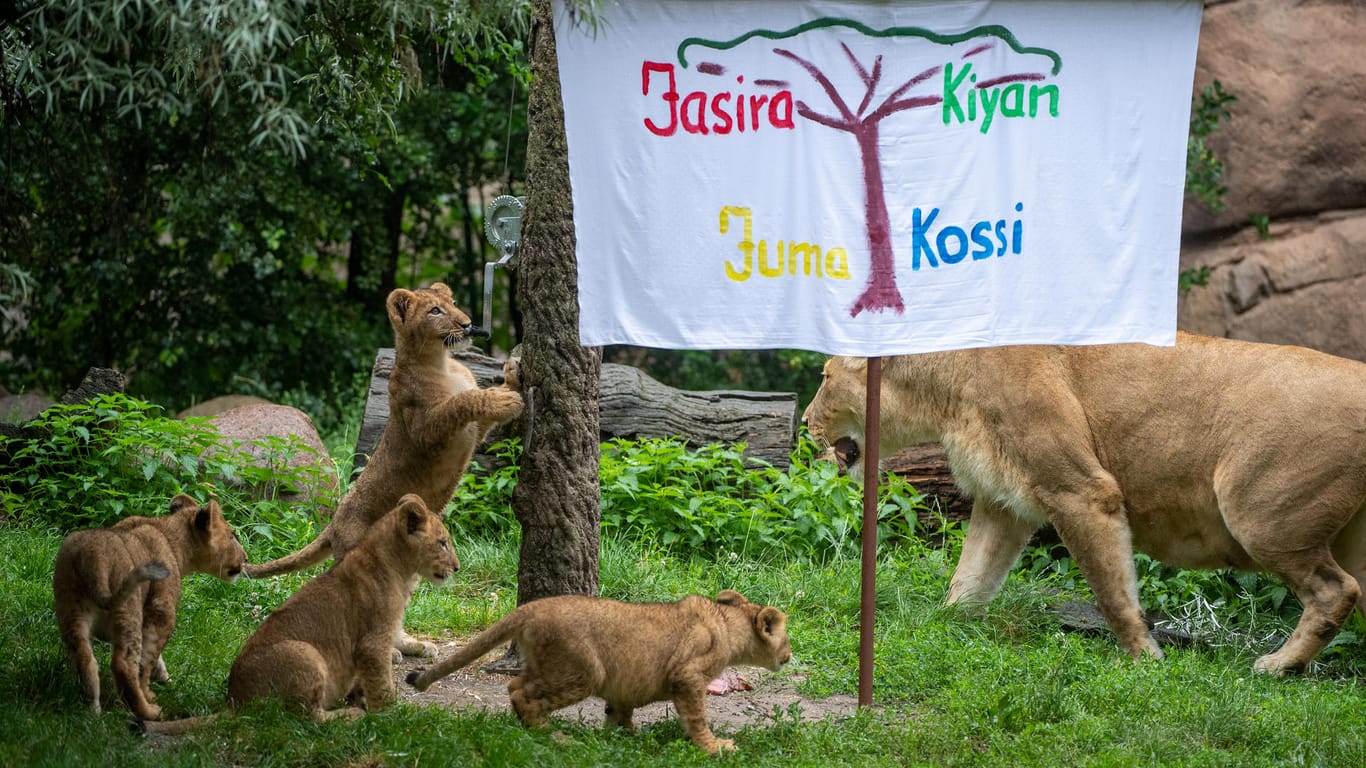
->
[858,356,881,707]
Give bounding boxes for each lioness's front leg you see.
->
[1042,475,1162,660]
[947,499,1038,607]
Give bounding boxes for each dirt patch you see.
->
[394,635,861,730]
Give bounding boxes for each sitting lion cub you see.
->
[803,331,1366,674]
[53,494,247,719]
[143,494,458,733]
[407,590,791,753]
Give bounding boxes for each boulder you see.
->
[1176,0,1366,363]
[178,395,272,420]
[205,404,339,515]
[0,392,54,424]
[1184,0,1366,233]
[1180,210,1366,362]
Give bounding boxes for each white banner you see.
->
[554,0,1202,355]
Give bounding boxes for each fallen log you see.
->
[881,443,973,530]
[354,349,800,471]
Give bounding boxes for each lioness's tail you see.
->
[134,712,219,735]
[243,531,332,579]
[405,610,529,691]
[94,562,170,611]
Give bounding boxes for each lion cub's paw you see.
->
[710,737,736,753]
[395,634,438,659]
[151,655,171,684]
[501,358,523,392]
[485,388,524,421]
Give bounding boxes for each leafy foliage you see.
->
[452,436,927,561]
[0,0,537,410]
[1185,79,1238,213]
[0,394,333,562]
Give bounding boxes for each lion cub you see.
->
[407,590,792,753]
[143,494,458,732]
[53,494,247,719]
[245,282,521,657]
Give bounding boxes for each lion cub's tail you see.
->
[135,712,219,735]
[95,562,170,611]
[405,610,529,692]
[242,532,332,579]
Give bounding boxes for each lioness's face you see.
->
[387,282,488,352]
[803,357,870,479]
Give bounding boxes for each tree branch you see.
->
[868,95,943,123]
[794,101,854,132]
[867,63,942,123]
[774,47,857,126]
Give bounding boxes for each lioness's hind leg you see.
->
[1330,506,1366,620]
[1250,550,1359,675]
[947,499,1038,607]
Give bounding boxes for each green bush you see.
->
[0,394,333,561]
[450,435,928,561]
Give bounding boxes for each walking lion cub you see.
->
[407,590,792,753]
[53,494,247,719]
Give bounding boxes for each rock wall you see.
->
[1178,0,1366,362]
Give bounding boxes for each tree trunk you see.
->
[511,0,602,604]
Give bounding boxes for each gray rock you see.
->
[205,404,339,515]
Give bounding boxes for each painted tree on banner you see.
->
[679,21,1062,317]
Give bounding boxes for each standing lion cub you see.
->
[245,282,522,657]
[407,590,792,754]
[53,494,247,719]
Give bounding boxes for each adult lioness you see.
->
[246,282,522,655]
[143,494,459,733]
[53,494,247,719]
[407,590,791,754]
[804,332,1366,674]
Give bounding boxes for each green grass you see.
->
[3,523,1363,768]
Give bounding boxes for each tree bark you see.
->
[511,0,602,604]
